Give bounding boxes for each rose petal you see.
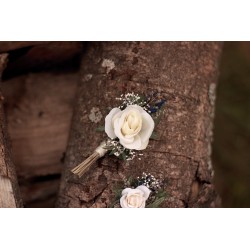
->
[117,108,141,135]
[126,104,145,113]
[121,188,132,196]
[125,189,143,196]
[136,185,151,200]
[120,195,128,208]
[126,191,144,208]
[138,139,149,150]
[139,111,155,143]
[105,108,121,139]
[120,135,142,150]
[120,187,147,208]
[114,118,134,143]
[139,200,146,208]
[111,104,154,150]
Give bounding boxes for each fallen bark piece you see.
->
[57,42,222,208]
[0,53,22,207]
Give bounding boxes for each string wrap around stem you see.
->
[71,141,108,177]
[95,142,108,157]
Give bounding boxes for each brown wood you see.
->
[0,42,48,53]
[3,42,83,79]
[57,42,222,208]
[0,53,23,207]
[1,70,78,207]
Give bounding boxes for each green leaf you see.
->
[123,176,138,188]
[108,199,119,208]
[126,176,133,186]
[150,131,158,140]
[146,190,167,208]
[114,188,123,199]
[146,196,166,208]
[109,149,115,156]
[96,126,105,132]
[152,108,165,126]
[108,187,123,208]
[155,189,167,198]
[119,152,128,161]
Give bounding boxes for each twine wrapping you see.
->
[71,141,108,177]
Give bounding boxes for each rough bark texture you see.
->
[57,42,222,208]
[0,53,23,207]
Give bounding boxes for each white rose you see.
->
[120,185,151,208]
[105,105,155,150]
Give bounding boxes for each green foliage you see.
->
[146,197,166,208]
[152,108,165,127]
[150,131,158,140]
[146,190,167,208]
[96,126,105,132]
[108,185,123,208]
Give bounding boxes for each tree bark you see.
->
[0,54,23,207]
[57,42,222,208]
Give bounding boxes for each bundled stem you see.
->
[71,151,100,177]
[71,141,108,177]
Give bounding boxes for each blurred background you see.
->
[0,42,249,207]
[213,42,250,208]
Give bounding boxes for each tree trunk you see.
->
[57,42,222,208]
[0,54,23,208]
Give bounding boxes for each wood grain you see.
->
[0,53,23,208]
[0,176,16,207]
[1,70,78,207]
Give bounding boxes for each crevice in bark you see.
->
[180,199,189,208]
[151,149,199,162]
[91,186,108,208]
[195,165,211,185]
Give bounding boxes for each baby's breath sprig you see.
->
[115,91,166,115]
[116,92,147,110]
[104,139,140,161]
[137,172,162,192]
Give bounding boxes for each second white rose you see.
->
[105,105,155,150]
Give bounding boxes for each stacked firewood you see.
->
[0,42,83,207]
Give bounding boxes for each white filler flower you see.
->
[105,105,155,150]
[120,185,151,208]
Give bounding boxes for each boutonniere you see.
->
[71,92,166,177]
[111,173,167,208]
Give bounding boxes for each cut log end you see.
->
[0,176,16,208]
[0,52,23,208]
